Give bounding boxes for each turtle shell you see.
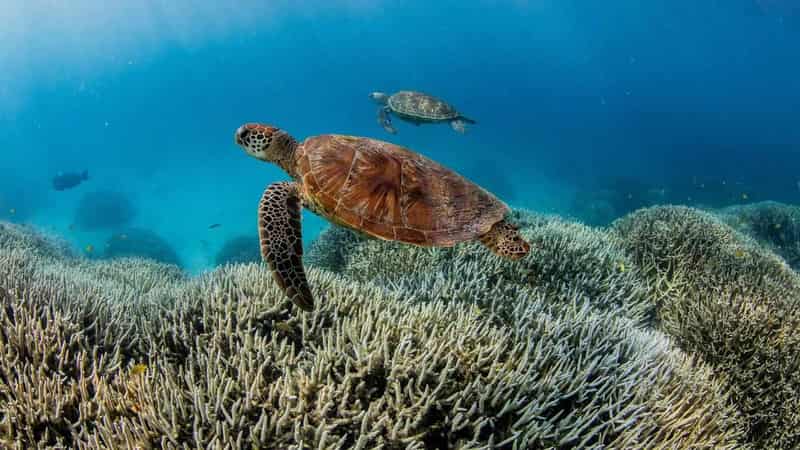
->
[388,91,459,122]
[294,135,509,246]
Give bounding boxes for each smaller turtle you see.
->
[234,123,530,312]
[369,90,476,135]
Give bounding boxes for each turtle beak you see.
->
[235,126,249,147]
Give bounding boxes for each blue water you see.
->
[1,1,799,274]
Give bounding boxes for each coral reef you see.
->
[612,205,800,449]
[0,219,750,449]
[307,211,653,326]
[214,234,261,266]
[102,228,181,268]
[73,190,137,231]
[716,201,800,270]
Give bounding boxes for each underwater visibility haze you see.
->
[1,1,800,449]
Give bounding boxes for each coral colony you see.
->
[1,202,799,449]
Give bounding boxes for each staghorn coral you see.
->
[716,201,800,270]
[0,218,748,449]
[612,205,800,449]
[308,210,654,326]
[305,223,368,273]
[0,221,75,261]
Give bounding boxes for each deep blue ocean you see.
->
[1,0,798,274]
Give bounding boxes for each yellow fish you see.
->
[130,364,147,376]
[734,248,745,258]
[618,261,626,273]
[85,244,94,254]
[774,223,782,230]
[274,322,293,334]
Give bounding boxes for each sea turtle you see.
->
[234,123,530,311]
[369,90,476,135]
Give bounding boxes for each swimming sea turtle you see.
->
[234,123,530,311]
[369,90,476,135]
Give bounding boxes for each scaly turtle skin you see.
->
[235,123,530,311]
[369,90,476,135]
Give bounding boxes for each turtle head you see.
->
[235,123,297,174]
[369,92,389,105]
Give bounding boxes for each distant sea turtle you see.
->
[234,123,530,311]
[369,90,476,135]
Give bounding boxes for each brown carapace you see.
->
[235,123,531,311]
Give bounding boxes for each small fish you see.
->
[8,208,15,215]
[734,248,745,258]
[742,193,749,200]
[85,244,94,254]
[775,223,782,230]
[208,223,222,229]
[130,364,147,376]
[617,261,626,273]
[52,170,89,191]
[119,233,128,240]
[68,224,75,231]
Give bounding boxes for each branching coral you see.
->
[0,218,748,449]
[717,201,800,270]
[612,205,800,449]
[308,211,653,326]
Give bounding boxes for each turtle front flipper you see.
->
[258,181,314,311]
[378,106,397,134]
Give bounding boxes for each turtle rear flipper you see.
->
[450,117,477,133]
[479,220,530,260]
[378,106,397,134]
[258,181,314,311]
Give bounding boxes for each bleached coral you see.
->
[0,218,748,449]
[612,205,800,450]
[716,201,800,270]
[308,211,653,326]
